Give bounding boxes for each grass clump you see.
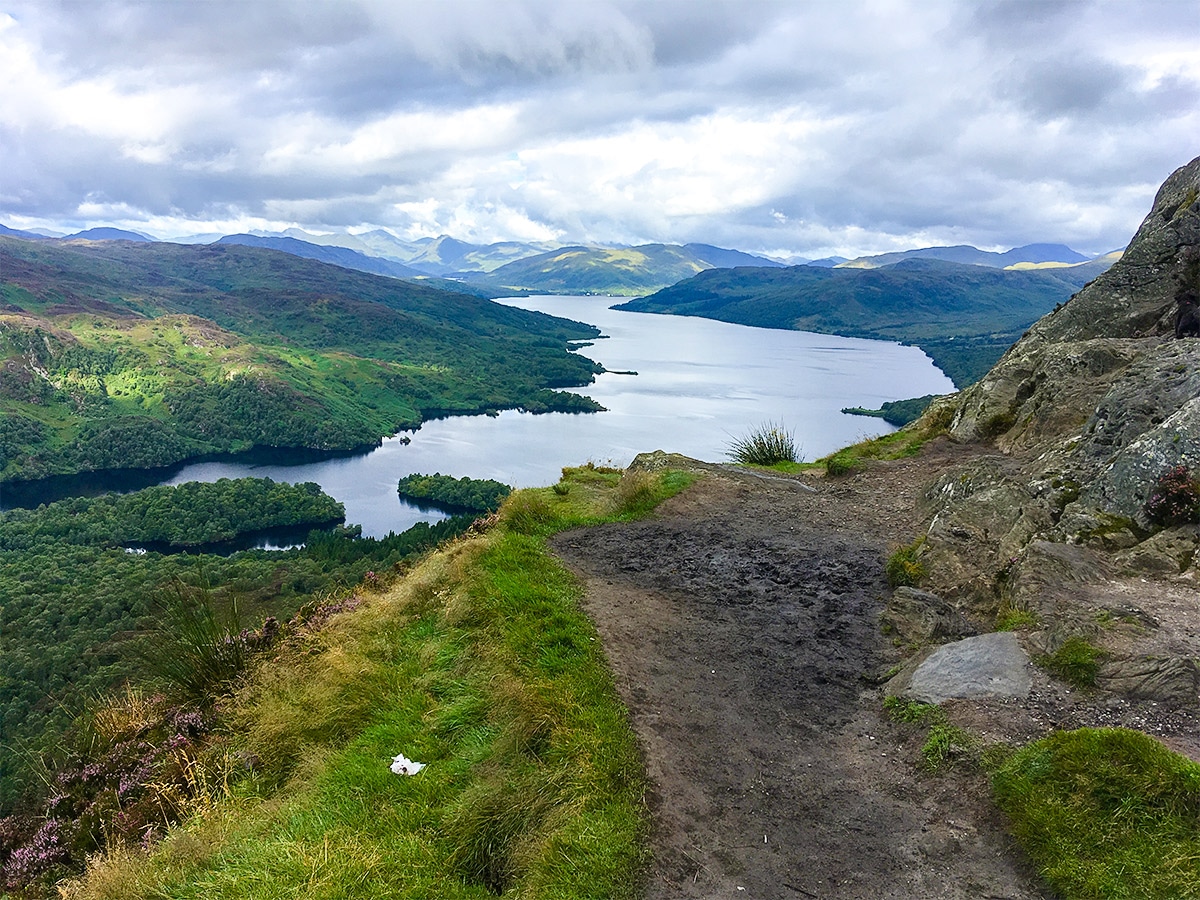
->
[885,537,927,588]
[1037,636,1104,689]
[882,696,974,772]
[995,606,1038,631]
[993,727,1200,899]
[726,421,801,466]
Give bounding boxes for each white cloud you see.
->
[2,0,1198,256]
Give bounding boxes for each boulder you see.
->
[1095,655,1199,704]
[891,632,1033,703]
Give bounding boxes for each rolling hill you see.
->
[619,256,1118,387]
[466,242,786,296]
[839,242,1092,269]
[0,235,603,481]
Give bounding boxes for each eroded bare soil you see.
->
[551,449,1050,899]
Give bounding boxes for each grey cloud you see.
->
[3,0,1199,257]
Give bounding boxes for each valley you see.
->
[0,163,1194,900]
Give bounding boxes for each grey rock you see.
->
[899,632,1033,703]
[1115,526,1200,575]
[882,587,976,646]
[1095,655,1199,703]
[1080,396,1200,524]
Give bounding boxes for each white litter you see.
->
[390,753,425,776]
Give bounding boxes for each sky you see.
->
[2,0,1198,259]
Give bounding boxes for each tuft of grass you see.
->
[885,537,927,588]
[726,421,801,466]
[993,727,1200,899]
[995,606,1038,631]
[1037,635,1104,689]
[882,696,974,771]
[136,579,249,703]
[825,451,855,477]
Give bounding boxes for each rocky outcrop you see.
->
[882,586,977,647]
[910,156,1200,707]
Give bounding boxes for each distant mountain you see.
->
[682,243,788,269]
[619,256,1118,387]
[402,236,564,276]
[806,256,848,268]
[0,224,48,239]
[840,242,1090,269]
[467,242,788,296]
[65,227,155,242]
[217,233,424,279]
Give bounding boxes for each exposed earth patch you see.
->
[552,449,1050,899]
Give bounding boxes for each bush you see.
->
[885,538,926,588]
[726,421,800,466]
[1145,465,1200,527]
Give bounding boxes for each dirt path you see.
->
[551,452,1049,899]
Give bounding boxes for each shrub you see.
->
[885,538,926,588]
[726,421,800,466]
[1144,465,1200,527]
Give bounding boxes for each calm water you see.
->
[147,296,953,538]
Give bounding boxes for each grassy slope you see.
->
[0,237,602,480]
[55,465,692,900]
[992,728,1200,899]
[619,259,1101,387]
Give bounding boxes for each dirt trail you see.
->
[551,451,1048,899]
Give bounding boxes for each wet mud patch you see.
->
[552,465,1048,899]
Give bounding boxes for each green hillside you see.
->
[619,258,1110,386]
[0,237,603,481]
[467,242,781,296]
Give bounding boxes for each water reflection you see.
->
[4,297,955,539]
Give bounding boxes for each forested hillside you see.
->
[0,236,603,481]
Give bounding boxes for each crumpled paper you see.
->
[390,753,425,776]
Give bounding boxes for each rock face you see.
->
[911,156,1200,706]
[882,587,977,647]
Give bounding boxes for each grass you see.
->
[1037,636,1104,689]
[992,728,1200,899]
[54,464,695,899]
[726,421,801,466]
[882,696,975,772]
[818,397,955,476]
[885,537,927,588]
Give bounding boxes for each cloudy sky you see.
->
[2,0,1198,258]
